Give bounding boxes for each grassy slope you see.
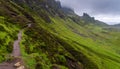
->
[35,16,120,69]
[0,0,120,69]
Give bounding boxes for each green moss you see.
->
[54,54,66,64]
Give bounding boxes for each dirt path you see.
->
[0,58,23,69]
[0,30,24,69]
[0,24,31,69]
[12,30,22,57]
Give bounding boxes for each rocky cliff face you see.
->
[12,0,107,26]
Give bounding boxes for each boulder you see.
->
[14,62,21,67]
[17,66,25,69]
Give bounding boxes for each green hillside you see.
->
[0,0,120,69]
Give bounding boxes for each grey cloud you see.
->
[59,0,120,15]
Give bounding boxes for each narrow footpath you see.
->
[0,30,24,69]
[12,30,22,57]
[0,24,31,69]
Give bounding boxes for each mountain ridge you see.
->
[0,0,120,69]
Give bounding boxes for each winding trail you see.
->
[0,24,32,69]
[12,30,22,57]
[0,30,23,69]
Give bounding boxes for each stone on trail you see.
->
[17,66,25,69]
[14,62,21,67]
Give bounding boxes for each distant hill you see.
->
[81,13,108,26]
[112,23,120,27]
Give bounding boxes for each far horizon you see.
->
[75,12,120,25]
[59,0,120,25]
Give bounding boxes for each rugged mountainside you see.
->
[111,24,120,29]
[0,0,120,69]
[113,24,120,26]
[81,13,108,26]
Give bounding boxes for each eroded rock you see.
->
[16,66,25,69]
[14,62,21,67]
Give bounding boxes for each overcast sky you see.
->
[59,0,120,25]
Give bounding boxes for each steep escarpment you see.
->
[0,0,120,69]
